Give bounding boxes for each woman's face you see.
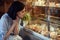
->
[17,8,25,19]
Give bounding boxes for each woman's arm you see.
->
[4,16,20,40]
[4,23,15,40]
[4,20,18,40]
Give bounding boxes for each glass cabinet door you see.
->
[48,0,60,40]
[25,0,60,40]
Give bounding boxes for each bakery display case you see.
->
[22,0,60,40]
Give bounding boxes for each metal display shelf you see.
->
[23,28,50,40]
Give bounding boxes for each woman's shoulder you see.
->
[1,13,11,20]
[1,13,8,18]
[0,13,10,21]
[0,13,9,25]
[0,13,13,23]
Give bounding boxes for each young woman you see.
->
[0,1,25,40]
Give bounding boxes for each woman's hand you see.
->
[13,25,19,35]
[13,17,19,35]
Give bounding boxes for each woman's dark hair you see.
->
[7,1,25,20]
